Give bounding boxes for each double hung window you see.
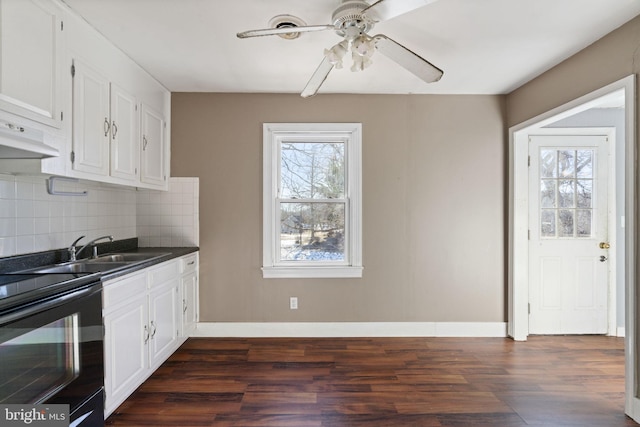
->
[263,123,362,278]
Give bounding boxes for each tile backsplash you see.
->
[0,175,199,257]
[136,177,199,247]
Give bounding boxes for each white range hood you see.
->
[0,120,59,159]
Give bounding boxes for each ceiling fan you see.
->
[237,0,443,97]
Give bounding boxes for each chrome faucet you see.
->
[69,235,114,261]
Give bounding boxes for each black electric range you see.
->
[0,272,105,427]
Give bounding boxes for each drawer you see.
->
[148,259,179,286]
[103,271,147,311]
[180,253,198,274]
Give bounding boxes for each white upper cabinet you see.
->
[71,59,109,176]
[0,0,170,189]
[71,58,139,184]
[0,0,64,128]
[110,83,139,181]
[140,104,167,187]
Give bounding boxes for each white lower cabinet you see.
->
[180,253,199,337]
[103,255,192,417]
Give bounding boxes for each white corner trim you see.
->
[192,322,508,338]
[617,326,626,337]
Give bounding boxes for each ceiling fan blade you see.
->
[301,56,335,98]
[237,24,334,39]
[362,0,440,22]
[373,34,443,83]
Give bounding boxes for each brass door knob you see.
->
[599,242,611,249]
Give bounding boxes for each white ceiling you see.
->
[61,0,640,95]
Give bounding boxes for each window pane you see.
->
[576,210,592,237]
[280,142,345,199]
[541,209,556,237]
[280,202,345,261]
[577,180,592,208]
[576,150,593,178]
[558,150,575,178]
[540,180,556,208]
[540,149,557,178]
[559,209,574,237]
[558,180,575,208]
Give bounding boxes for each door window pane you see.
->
[577,210,592,237]
[558,180,575,208]
[541,210,556,237]
[558,150,575,178]
[577,180,592,209]
[558,210,574,237]
[540,180,556,208]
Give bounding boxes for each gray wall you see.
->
[171,94,507,323]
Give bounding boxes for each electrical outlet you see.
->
[290,297,298,310]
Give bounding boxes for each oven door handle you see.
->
[0,283,101,326]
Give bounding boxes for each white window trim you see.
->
[263,123,363,279]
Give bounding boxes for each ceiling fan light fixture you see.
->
[324,40,349,69]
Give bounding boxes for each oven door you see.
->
[0,281,104,425]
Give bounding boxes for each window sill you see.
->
[262,266,363,279]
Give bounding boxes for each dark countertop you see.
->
[0,238,199,279]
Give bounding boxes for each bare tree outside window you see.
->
[279,142,346,261]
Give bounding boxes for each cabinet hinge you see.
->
[61,21,64,31]
[70,151,75,164]
[528,303,531,315]
[528,155,530,167]
[71,64,75,78]
[528,230,530,240]
[60,111,63,121]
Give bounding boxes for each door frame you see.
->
[526,129,616,335]
[507,74,638,419]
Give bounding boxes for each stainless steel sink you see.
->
[89,252,169,263]
[32,262,131,274]
[18,252,171,274]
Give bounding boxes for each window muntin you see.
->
[263,123,362,278]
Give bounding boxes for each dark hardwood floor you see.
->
[106,335,637,426]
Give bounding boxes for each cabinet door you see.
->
[148,280,179,369]
[0,0,63,128]
[72,59,109,175]
[181,271,198,337]
[104,297,149,414]
[110,83,138,182]
[140,104,166,187]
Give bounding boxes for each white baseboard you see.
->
[192,322,508,338]
[617,326,626,337]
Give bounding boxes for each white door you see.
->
[528,134,610,334]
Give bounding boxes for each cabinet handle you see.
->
[150,321,157,338]
[142,135,148,150]
[143,325,150,344]
[104,118,111,137]
[187,261,195,266]
[112,121,118,139]
[183,299,188,314]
